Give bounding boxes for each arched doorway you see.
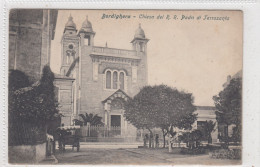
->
[109,97,125,136]
[102,89,135,138]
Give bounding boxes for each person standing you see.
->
[144,134,148,148]
[155,134,159,148]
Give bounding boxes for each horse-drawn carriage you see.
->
[57,125,81,152]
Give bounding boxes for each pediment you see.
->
[102,89,130,104]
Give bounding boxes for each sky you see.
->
[50,10,242,106]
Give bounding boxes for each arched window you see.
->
[70,50,76,63]
[105,70,126,90]
[140,42,144,52]
[66,50,71,64]
[106,71,111,89]
[113,71,118,89]
[84,35,91,46]
[119,72,124,90]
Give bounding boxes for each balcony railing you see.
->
[92,46,137,57]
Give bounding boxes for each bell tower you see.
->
[131,23,149,85]
[78,16,95,46]
[131,24,149,53]
[61,15,79,76]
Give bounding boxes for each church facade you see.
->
[57,15,149,138]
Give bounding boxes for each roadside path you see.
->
[55,147,173,165]
[50,144,241,165]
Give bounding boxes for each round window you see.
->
[68,44,74,49]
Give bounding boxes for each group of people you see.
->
[143,133,160,148]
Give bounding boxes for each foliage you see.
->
[73,113,103,141]
[47,113,62,137]
[179,130,203,149]
[191,130,203,148]
[211,148,241,159]
[9,66,60,145]
[9,70,31,91]
[231,125,241,143]
[74,113,104,126]
[204,120,216,144]
[9,66,59,126]
[8,70,31,127]
[213,77,242,144]
[178,132,190,145]
[124,85,197,147]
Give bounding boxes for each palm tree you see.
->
[204,120,216,144]
[74,113,104,126]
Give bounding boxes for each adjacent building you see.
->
[9,9,58,81]
[8,9,58,163]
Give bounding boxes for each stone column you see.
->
[104,110,108,126]
[104,102,110,128]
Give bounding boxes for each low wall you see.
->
[9,142,46,164]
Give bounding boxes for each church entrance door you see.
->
[111,115,121,127]
[110,115,121,135]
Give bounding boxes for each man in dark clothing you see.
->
[144,134,149,148]
[56,124,66,151]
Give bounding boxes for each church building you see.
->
[56,15,149,138]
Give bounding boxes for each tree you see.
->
[74,113,104,126]
[9,66,60,145]
[178,132,190,147]
[9,70,31,91]
[74,113,103,141]
[191,130,203,148]
[204,120,216,144]
[231,125,241,143]
[124,85,197,148]
[8,70,31,123]
[213,77,242,145]
[38,65,60,126]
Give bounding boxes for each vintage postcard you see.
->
[6,9,243,165]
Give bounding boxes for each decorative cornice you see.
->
[90,54,139,66]
[62,36,80,41]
